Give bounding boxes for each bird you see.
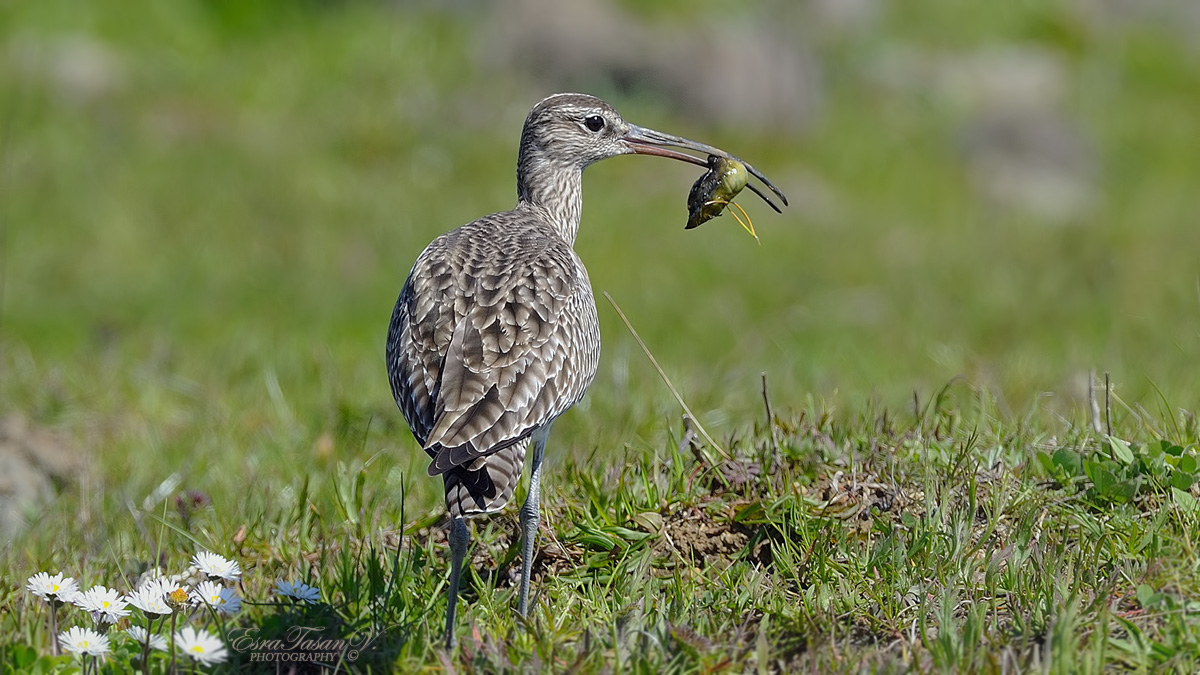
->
[385,92,786,649]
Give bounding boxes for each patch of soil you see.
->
[658,505,750,568]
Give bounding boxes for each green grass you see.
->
[2,0,1199,672]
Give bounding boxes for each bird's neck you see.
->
[516,156,584,245]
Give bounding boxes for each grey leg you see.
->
[517,426,550,616]
[445,515,469,650]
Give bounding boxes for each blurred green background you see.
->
[1,0,1198,513]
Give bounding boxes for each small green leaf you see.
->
[1179,454,1197,474]
[573,524,618,551]
[1113,478,1139,503]
[1084,460,1116,495]
[1163,442,1185,457]
[10,645,37,669]
[1109,437,1135,464]
[1037,451,1055,475]
[577,533,615,551]
[1052,448,1082,475]
[632,511,664,532]
[1172,487,1199,513]
[1136,584,1158,609]
[1171,471,1194,490]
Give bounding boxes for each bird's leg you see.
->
[517,429,549,616]
[445,515,469,650]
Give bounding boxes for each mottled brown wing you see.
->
[386,214,599,514]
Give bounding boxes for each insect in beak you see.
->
[622,124,788,214]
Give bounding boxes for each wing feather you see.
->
[385,211,600,487]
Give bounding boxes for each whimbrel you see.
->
[386,93,785,648]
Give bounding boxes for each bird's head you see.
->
[518,93,632,168]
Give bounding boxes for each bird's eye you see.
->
[584,115,605,132]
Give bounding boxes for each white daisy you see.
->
[190,551,241,582]
[274,579,320,604]
[59,626,110,658]
[191,580,242,615]
[127,578,175,615]
[26,572,80,604]
[174,626,228,666]
[125,625,169,652]
[73,585,131,624]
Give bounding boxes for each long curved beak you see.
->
[623,124,789,212]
